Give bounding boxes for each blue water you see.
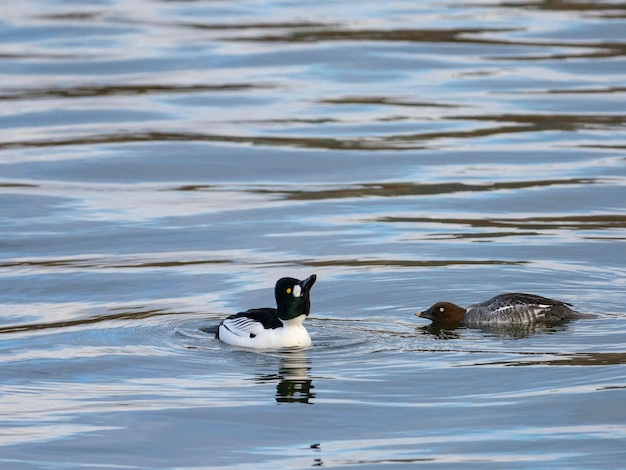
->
[1,0,626,468]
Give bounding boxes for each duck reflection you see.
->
[255,350,315,404]
[416,322,569,339]
[416,324,463,339]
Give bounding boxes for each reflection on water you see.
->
[417,324,464,340]
[258,179,601,200]
[0,308,169,334]
[0,83,262,101]
[255,351,315,404]
[475,351,626,367]
[416,322,568,340]
[379,214,626,230]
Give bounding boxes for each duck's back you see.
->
[463,293,580,325]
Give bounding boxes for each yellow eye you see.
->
[286,288,292,294]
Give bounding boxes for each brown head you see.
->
[416,301,467,325]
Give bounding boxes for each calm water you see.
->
[1,0,626,468]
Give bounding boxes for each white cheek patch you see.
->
[292,285,302,298]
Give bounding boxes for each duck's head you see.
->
[275,274,317,321]
[416,301,466,325]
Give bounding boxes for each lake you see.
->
[1,0,625,468]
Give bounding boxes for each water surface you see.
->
[1,0,625,468]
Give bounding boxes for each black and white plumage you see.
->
[216,275,317,348]
[417,293,592,326]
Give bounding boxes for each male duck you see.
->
[217,274,317,348]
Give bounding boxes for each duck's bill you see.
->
[415,309,433,320]
[299,274,317,292]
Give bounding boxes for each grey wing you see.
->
[497,293,570,307]
[468,294,553,324]
[488,302,548,324]
[503,293,584,321]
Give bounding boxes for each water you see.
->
[1,0,625,468]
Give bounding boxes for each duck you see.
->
[216,274,317,348]
[416,292,591,326]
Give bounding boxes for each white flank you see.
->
[219,315,311,349]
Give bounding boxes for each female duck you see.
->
[217,275,316,348]
[417,293,591,326]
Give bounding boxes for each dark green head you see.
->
[275,274,317,321]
